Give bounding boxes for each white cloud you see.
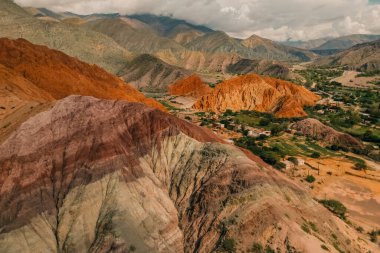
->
[15,0,380,41]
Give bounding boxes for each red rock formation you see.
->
[0,95,374,253]
[193,74,320,118]
[0,38,165,111]
[0,63,54,121]
[0,64,54,106]
[169,74,212,98]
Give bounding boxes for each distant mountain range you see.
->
[281,34,380,56]
[280,38,331,50]
[317,39,380,72]
[0,2,310,90]
[5,0,378,89]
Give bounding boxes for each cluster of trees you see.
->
[330,110,361,129]
[356,69,380,77]
[296,68,344,88]
[308,103,380,144]
[234,136,286,170]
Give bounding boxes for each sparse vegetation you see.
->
[305,175,316,183]
[319,199,347,219]
[356,70,380,77]
[356,226,364,233]
[354,161,367,170]
[321,244,329,251]
[369,229,380,243]
[250,243,263,253]
[309,222,318,232]
[264,246,275,253]
[287,156,298,165]
[208,79,223,88]
[158,100,182,111]
[128,245,136,252]
[310,151,321,158]
[221,238,237,253]
[301,223,310,234]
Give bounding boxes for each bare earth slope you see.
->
[118,54,190,92]
[0,38,164,110]
[194,74,320,118]
[0,95,375,253]
[0,63,54,117]
[82,17,187,57]
[0,63,55,141]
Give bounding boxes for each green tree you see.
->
[259,119,270,126]
[305,175,316,183]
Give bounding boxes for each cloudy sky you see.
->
[15,0,380,41]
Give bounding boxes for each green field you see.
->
[268,136,339,158]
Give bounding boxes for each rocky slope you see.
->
[194,74,320,118]
[81,17,238,73]
[226,58,290,79]
[291,118,364,150]
[0,38,163,110]
[316,39,380,72]
[0,62,55,141]
[0,95,375,253]
[118,54,190,92]
[169,75,212,98]
[82,17,187,58]
[167,25,206,45]
[186,32,316,62]
[0,0,131,74]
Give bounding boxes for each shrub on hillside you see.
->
[251,243,263,253]
[310,152,321,158]
[221,238,236,253]
[354,162,367,170]
[287,156,298,165]
[305,175,316,183]
[319,199,347,219]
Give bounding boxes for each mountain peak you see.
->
[242,34,272,47]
